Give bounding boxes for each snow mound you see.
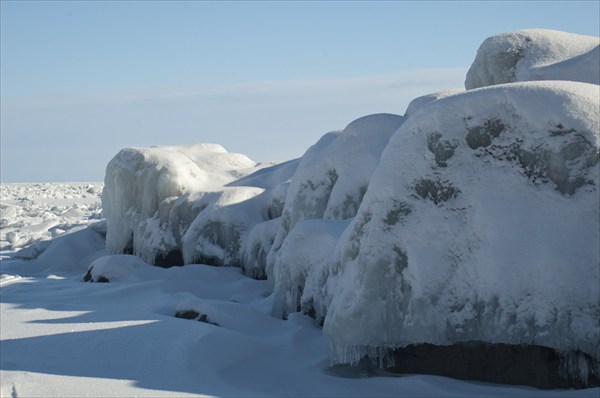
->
[465,29,600,89]
[85,254,153,282]
[321,81,599,380]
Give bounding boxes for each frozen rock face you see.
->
[465,29,600,89]
[321,81,599,386]
[268,114,406,318]
[102,144,262,265]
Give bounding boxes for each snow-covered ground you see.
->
[1,182,597,397]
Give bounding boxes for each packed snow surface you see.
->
[5,184,598,396]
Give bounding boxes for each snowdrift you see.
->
[100,29,600,388]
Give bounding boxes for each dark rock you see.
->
[466,119,505,149]
[175,309,201,320]
[390,342,599,389]
[83,268,93,282]
[413,178,460,205]
[83,267,109,282]
[175,309,219,326]
[154,249,184,268]
[427,132,457,167]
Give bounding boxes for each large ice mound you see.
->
[269,113,405,319]
[102,144,274,265]
[465,29,600,89]
[323,80,599,383]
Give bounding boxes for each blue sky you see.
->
[1,1,599,182]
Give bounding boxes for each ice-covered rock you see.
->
[180,159,299,269]
[181,186,267,266]
[271,218,350,321]
[320,80,599,386]
[102,144,261,264]
[465,29,600,89]
[268,114,406,317]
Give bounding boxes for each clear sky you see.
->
[1,0,599,182]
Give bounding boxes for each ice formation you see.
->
[322,81,599,374]
[465,29,599,89]
[267,114,405,319]
[103,144,261,264]
[100,29,600,387]
[102,143,299,269]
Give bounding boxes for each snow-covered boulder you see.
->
[181,159,299,270]
[181,186,268,266]
[465,29,599,89]
[268,114,406,318]
[319,80,599,386]
[102,144,261,264]
[404,89,463,117]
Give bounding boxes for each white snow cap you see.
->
[465,29,600,89]
[404,89,464,118]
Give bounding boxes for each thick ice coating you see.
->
[322,81,599,376]
[102,144,260,263]
[465,29,599,89]
[268,114,406,318]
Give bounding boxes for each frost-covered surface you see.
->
[322,81,599,374]
[1,183,103,258]
[268,114,405,318]
[102,144,288,265]
[6,186,596,396]
[465,29,600,89]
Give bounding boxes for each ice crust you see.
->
[465,29,599,89]
[100,29,600,383]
